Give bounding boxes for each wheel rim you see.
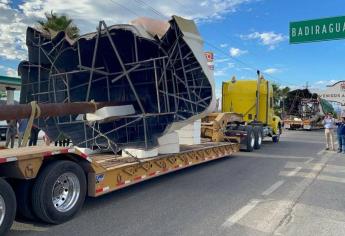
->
[250,134,255,147]
[258,134,262,145]
[0,194,5,227]
[52,172,80,213]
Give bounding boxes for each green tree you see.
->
[0,91,6,99]
[37,11,80,39]
[272,83,290,117]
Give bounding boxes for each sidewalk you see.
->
[275,150,345,235]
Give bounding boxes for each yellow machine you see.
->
[222,74,281,132]
[201,72,281,153]
[220,72,282,149]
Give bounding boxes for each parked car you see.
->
[0,121,7,140]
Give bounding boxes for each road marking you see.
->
[262,180,285,196]
[241,153,313,160]
[274,155,331,234]
[222,199,261,228]
[287,166,302,176]
[12,222,48,232]
[317,150,325,155]
[304,157,313,164]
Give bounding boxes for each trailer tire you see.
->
[14,180,36,220]
[31,161,86,224]
[254,127,263,150]
[0,178,16,236]
[244,126,255,152]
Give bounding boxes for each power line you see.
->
[207,29,300,87]
[157,1,298,87]
[205,41,296,86]
[110,0,299,88]
[108,0,140,18]
[134,0,168,19]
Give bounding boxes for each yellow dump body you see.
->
[222,77,275,128]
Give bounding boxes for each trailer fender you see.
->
[0,147,93,180]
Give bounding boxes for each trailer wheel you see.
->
[31,161,86,224]
[254,127,263,149]
[244,126,255,152]
[0,178,16,236]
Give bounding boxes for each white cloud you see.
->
[0,0,255,62]
[220,43,228,48]
[241,31,287,49]
[214,68,227,77]
[237,67,252,71]
[227,62,235,68]
[314,80,337,86]
[0,0,10,5]
[229,47,247,57]
[6,67,17,76]
[18,0,253,29]
[263,67,280,75]
[0,1,31,61]
[215,58,230,63]
[315,80,326,85]
[240,76,255,80]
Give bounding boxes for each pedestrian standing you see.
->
[29,124,40,146]
[17,119,28,147]
[323,113,335,151]
[5,120,17,148]
[336,116,345,153]
[42,132,51,146]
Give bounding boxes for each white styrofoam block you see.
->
[176,129,200,138]
[86,105,135,121]
[176,119,201,145]
[122,148,158,158]
[178,138,192,145]
[158,132,179,145]
[158,131,180,154]
[158,143,180,154]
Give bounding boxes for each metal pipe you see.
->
[153,60,161,113]
[86,22,101,101]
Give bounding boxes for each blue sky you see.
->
[199,0,345,94]
[0,0,344,99]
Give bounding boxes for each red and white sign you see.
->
[204,51,214,71]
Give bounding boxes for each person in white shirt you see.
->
[323,113,335,150]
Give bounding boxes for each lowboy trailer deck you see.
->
[0,142,239,235]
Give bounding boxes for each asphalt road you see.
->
[9,130,345,236]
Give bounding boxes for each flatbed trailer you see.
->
[201,112,280,153]
[283,118,323,130]
[283,119,303,130]
[0,142,239,235]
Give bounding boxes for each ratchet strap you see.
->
[20,101,41,147]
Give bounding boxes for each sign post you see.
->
[290,16,345,44]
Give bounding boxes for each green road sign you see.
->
[290,16,345,44]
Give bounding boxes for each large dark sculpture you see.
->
[18,16,215,152]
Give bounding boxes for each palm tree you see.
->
[37,11,80,39]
